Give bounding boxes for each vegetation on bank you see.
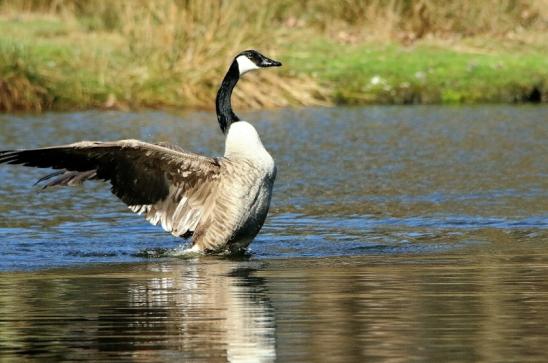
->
[0,0,546,111]
[288,40,547,104]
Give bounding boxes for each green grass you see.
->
[284,39,548,104]
[0,14,546,111]
[0,17,123,110]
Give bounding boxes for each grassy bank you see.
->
[288,39,547,104]
[0,0,546,111]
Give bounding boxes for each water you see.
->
[0,106,547,361]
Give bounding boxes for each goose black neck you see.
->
[216,61,240,134]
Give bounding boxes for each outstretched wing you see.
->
[0,139,221,237]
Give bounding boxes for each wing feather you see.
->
[0,140,221,237]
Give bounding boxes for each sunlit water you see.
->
[0,106,547,361]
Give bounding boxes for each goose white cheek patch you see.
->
[236,55,260,75]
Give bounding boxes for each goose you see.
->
[0,49,282,254]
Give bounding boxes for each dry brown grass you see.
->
[0,75,51,112]
[114,0,328,109]
[297,0,547,42]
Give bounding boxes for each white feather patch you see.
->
[236,55,259,75]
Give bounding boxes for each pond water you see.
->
[0,106,547,361]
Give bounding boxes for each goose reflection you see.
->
[125,259,276,362]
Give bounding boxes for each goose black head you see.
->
[216,50,282,134]
[235,50,282,76]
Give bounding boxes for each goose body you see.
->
[0,50,282,254]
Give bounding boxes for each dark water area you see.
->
[0,106,547,361]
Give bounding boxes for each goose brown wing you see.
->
[0,139,221,237]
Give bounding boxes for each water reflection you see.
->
[1,250,548,362]
[265,252,548,362]
[127,261,275,362]
[0,259,275,362]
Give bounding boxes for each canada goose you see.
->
[0,50,282,254]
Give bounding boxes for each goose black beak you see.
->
[260,57,282,67]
